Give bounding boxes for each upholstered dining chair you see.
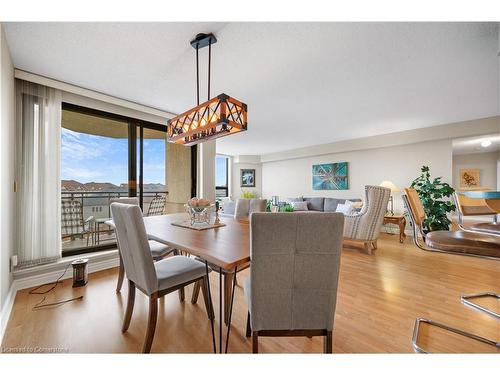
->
[343,185,390,254]
[244,212,344,353]
[191,197,267,324]
[402,188,499,353]
[110,197,176,294]
[110,203,214,353]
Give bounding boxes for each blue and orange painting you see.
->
[312,162,348,190]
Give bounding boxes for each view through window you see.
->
[216,155,229,199]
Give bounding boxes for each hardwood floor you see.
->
[2,233,499,353]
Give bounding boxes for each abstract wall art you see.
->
[312,162,348,190]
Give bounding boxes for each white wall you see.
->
[262,139,453,215]
[0,25,16,316]
[230,156,262,199]
[452,151,499,190]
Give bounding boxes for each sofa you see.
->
[287,197,362,212]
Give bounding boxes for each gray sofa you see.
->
[289,197,362,212]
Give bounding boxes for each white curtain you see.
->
[16,80,62,267]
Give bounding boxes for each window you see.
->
[215,155,229,199]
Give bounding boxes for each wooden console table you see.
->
[383,215,406,243]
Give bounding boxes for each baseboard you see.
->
[0,283,17,346]
[0,250,119,345]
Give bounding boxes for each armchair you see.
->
[343,185,390,254]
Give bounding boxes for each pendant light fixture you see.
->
[167,33,248,145]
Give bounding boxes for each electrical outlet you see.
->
[10,255,18,271]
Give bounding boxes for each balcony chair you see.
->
[191,198,267,325]
[244,212,344,353]
[402,188,499,353]
[146,194,167,216]
[110,202,215,353]
[343,185,390,254]
[453,191,500,236]
[109,197,176,294]
[61,199,94,246]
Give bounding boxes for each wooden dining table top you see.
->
[142,213,250,270]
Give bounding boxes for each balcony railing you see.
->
[61,190,168,253]
[216,186,228,199]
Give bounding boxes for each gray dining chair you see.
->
[234,198,267,220]
[110,197,175,293]
[244,212,344,353]
[110,202,214,353]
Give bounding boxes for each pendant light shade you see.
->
[167,33,247,145]
[167,93,247,145]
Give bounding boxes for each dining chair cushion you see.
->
[469,222,500,236]
[249,199,267,215]
[234,199,251,219]
[425,230,500,258]
[243,276,251,313]
[155,255,207,291]
[148,240,174,259]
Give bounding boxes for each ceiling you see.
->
[4,22,499,155]
[452,133,500,155]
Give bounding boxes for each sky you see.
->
[62,127,228,186]
[61,128,166,185]
[215,155,228,186]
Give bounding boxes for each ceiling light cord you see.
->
[208,38,211,101]
[196,43,200,106]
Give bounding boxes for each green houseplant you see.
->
[410,166,455,232]
[241,189,259,199]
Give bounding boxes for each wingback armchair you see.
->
[343,185,390,254]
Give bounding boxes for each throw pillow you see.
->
[291,201,309,211]
[335,200,355,215]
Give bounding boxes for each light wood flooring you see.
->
[2,233,499,353]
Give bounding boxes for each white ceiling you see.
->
[452,133,500,155]
[4,22,499,155]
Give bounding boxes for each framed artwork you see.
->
[312,162,348,190]
[240,169,256,187]
[460,169,480,188]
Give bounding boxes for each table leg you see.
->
[399,217,407,243]
[204,261,216,353]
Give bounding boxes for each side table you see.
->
[383,215,406,243]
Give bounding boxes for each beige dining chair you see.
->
[110,197,176,293]
[244,212,344,353]
[234,198,267,220]
[110,202,214,353]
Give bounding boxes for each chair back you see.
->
[249,199,267,215]
[403,188,426,227]
[249,212,344,332]
[110,197,139,206]
[234,198,250,219]
[61,199,84,236]
[453,191,495,217]
[111,203,157,295]
[343,185,390,241]
[146,195,166,216]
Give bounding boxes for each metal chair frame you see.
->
[402,193,499,353]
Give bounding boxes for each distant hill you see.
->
[61,180,166,192]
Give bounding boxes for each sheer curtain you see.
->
[16,80,62,267]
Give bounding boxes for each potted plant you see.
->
[410,166,455,232]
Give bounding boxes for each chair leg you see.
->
[142,292,159,353]
[116,255,125,293]
[191,280,201,304]
[252,332,259,353]
[323,331,333,353]
[178,287,185,302]
[122,280,136,333]
[245,312,251,338]
[200,277,215,320]
[224,273,232,325]
[364,242,372,255]
[372,240,378,250]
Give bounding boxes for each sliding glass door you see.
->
[60,103,171,255]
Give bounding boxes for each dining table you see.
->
[107,212,251,353]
